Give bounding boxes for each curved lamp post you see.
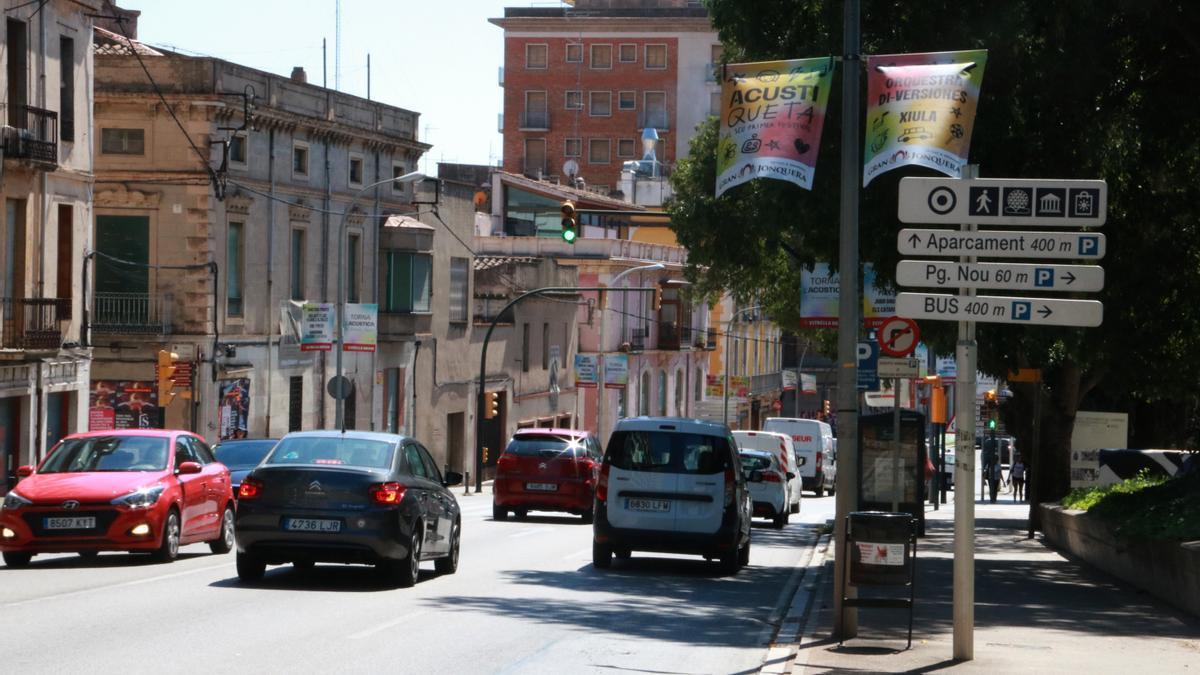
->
[334,170,426,431]
[597,262,664,444]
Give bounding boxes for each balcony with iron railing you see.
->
[0,298,70,350]
[519,110,550,131]
[2,105,59,167]
[623,326,649,353]
[656,321,693,351]
[90,293,172,335]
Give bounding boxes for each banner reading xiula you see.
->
[863,49,988,186]
[716,57,834,197]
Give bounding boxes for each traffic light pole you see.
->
[473,285,654,493]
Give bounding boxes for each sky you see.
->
[122,0,528,176]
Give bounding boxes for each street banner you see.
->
[603,354,629,389]
[716,56,834,196]
[731,376,750,398]
[801,263,896,328]
[800,373,818,395]
[342,303,378,352]
[863,49,988,186]
[706,374,724,398]
[574,354,598,388]
[782,369,798,391]
[301,303,335,351]
[218,379,250,441]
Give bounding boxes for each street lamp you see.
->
[334,170,427,431]
[723,304,762,427]
[597,262,664,444]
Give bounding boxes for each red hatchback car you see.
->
[0,429,235,567]
[492,429,602,522]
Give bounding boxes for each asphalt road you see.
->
[1,492,836,674]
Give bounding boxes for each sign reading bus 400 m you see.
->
[897,292,1103,327]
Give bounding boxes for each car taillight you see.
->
[497,454,518,471]
[238,477,263,500]
[370,482,406,506]
[816,451,823,468]
[724,467,736,507]
[596,462,610,502]
[762,472,783,483]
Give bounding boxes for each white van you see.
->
[732,430,801,515]
[762,418,836,496]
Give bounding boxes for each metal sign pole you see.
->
[953,164,979,660]
[891,377,901,512]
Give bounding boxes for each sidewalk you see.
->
[788,496,1200,673]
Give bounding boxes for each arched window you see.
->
[695,367,704,401]
[639,371,650,416]
[658,370,667,416]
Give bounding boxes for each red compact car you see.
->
[0,429,235,567]
[492,428,601,522]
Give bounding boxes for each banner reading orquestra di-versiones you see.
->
[716,57,834,196]
[863,49,988,186]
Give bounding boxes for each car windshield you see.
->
[739,453,773,472]
[213,440,277,470]
[504,435,582,458]
[606,431,732,475]
[39,436,170,473]
[264,436,395,469]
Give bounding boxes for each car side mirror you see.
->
[176,461,202,475]
[443,471,463,487]
[16,465,34,478]
[786,471,796,480]
[748,470,764,483]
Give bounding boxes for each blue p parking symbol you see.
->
[1078,236,1099,256]
[1012,301,1032,321]
[1034,268,1054,287]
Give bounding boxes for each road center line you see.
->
[3,560,233,608]
[347,610,429,640]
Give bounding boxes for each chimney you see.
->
[291,67,308,84]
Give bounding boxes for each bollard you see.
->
[464,471,471,495]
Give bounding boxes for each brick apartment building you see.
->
[491,0,720,194]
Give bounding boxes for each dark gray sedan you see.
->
[233,431,462,587]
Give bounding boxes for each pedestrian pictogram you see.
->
[899,177,1107,226]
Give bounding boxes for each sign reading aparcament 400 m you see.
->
[898,229,1106,259]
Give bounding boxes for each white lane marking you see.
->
[347,610,429,640]
[2,560,233,608]
[508,526,553,539]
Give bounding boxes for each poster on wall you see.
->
[800,263,896,328]
[89,380,159,431]
[342,303,378,352]
[301,303,335,351]
[574,354,598,388]
[705,374,724,398]
[218,379,251,441]
[603,354,629,389]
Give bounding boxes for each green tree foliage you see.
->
[669,0,1200,501]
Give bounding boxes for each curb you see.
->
[759,525,833,675]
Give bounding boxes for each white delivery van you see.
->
[732,430,801,515]
[762,418,836,496]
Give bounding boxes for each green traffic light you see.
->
[988,418,997,430]
[561,228,577,243]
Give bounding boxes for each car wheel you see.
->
[773,511,787,529]
[814,483,825,498]
[791,500,801,515]
[236,552,266,582]
[592,540,612,569]
[614,548,631,560]
[718,548,740,575]
[3,551,32,568]
[209,505,235,554]
[581,507,594,524]
[153,509,181,563]
[387,526,423,588]
[435,520,460,575]
[492,504,507,521]
[514,508,528,520]
[827,479,836,496]
[737,539,751,568]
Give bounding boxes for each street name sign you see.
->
[896,260,1105,292]
[898,229,1106,260]
[878,357,922,379]
[897,292,1103,327]
[898,177,1107,226]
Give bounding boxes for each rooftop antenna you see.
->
[335,0,342,90]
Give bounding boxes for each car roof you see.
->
[733,430,790,440]
[513,428,589,438]
[612,416,731,435]
[214,438,278,443]
[63,429,188,439]
[280,430,407,443]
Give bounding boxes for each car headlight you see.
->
[2,491,32,510]
[112,484,166,509]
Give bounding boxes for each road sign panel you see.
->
[878,316,920,357]
[898,177,1107,226]
[898,229,1106,260]
[896,261,1105,292]
[857,340,880,390]
[897,292,1103,327]
[878,357,921,379]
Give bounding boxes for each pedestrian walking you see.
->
[1012,456,1027,502]
[988,461,1002,503]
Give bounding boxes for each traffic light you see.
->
[984,389,998,406]
[988,417,997,430]
[157,350,179,406]
[822,400,831,418]
[560,200,577,243]
[651,286,662,311]
[483,392,500,419]
[482,446,490,464]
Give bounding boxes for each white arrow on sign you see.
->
[896,261,1105,292]
[898,177,1107,226]
[898,229,1106,260]
[897,292,1103,327]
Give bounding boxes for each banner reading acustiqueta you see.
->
[716,57,834,197]
[863,49,988,187]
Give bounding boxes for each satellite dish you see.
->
[562,159,579,178]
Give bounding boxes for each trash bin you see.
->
[848,511,915,586]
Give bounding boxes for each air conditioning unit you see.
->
[1,125,22,156]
